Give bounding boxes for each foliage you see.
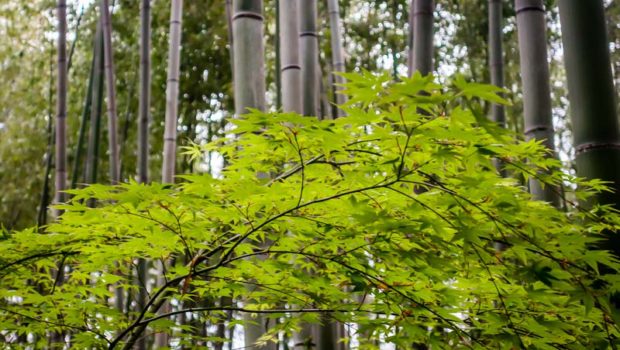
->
[1,74,620,349]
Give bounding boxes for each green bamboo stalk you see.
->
[326,0,348,117]
[275,0,282,110]
[407,0,414,76]
[54,0,68,211]
[231,1,274,348]
[300,0,319,117]
[84,22,104,189]
[138,0,151,185]
[558,0,620,251]
[410,0,434,76]
[70,54,95,190]
[488,0,505,127]
[136,1,151,349]
[100,0,120,185]
[514,0,560,206]
[161,0,184,184]
[38,44,55,228]
[279,0,302,114]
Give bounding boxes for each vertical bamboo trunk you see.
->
[226,0,234,72]
[300,0,319,117]
[326,0,347,117]
[162,0,183,184]
[407,0,414,76]
[558,0,620,253]
[38,47,55,228]
[514,0,560,206]
[280,4,311,343]
[279,0,302,114]
[100,0,120,184]
[137,1,151,349]
[138,0,150,184]
[488,0,505,126]
[156,3,184,347]
[70,54,95,190]
[85,22,104,189]
[411,0,434,76]
[275,0,282,110]
[232,2,273,348]
[55,0,68,209]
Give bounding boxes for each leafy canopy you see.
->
[2,73,620,349]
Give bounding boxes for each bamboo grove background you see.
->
[1,0,620,348]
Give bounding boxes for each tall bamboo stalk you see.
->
[231,1,274,348]
[100,0,124,315]
[558,0,620,253]
[85,22,104,189]
[55,0,68,210]
[275,0,282,110]
[407,0,415,76]
[70,54,95,190]
[410,0,434,76]
[514,0,560,206]
[488,0,505,126]
[156,2,184,348]
[226,0,234,73]
[279,0,302,114]
[326,0,348,117]
[100,0,120,185]
[38,44,55,228]
[300,0,319,117]
[162,0,184,184]
[138,0,150,184]
[136,3,151,350]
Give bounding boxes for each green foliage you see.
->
[2,74,620,349]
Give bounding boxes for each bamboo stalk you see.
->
[326,0,348,117]
[514,0,560,206]
[300,0,319,117]
[136,2,151,349]
[138,0,151,184]
[279,0,302,114]
[54,0,68,211]
[70,55,95,190]
[410,0,434,76]
[100,0,120,185]
[38,44,55,228]
[559,0,620,248]
[161,0,184,184]
[488,0,505,127]
[231,1,274,348]
[84,21,104,189]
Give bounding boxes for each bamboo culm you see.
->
[279,0,302,114]
[100,0,124,314]
[514,0,560,206]
[100,0,120,184]
[84,21,104,190]
[161,0,184,184]
[55,0,68,210]
[38,45,55,228]
[326,0,348,117]
[488,0,505,127]
[231,1,274,348]
[138,0,151,184]
[558,0,620,254]
[410,0,434,76]
[70,53,96,190]
[300,0,319,117]
[136,1,151,349]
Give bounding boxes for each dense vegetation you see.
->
[1,0,620,349]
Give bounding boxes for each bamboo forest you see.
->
[2,0,620,348]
